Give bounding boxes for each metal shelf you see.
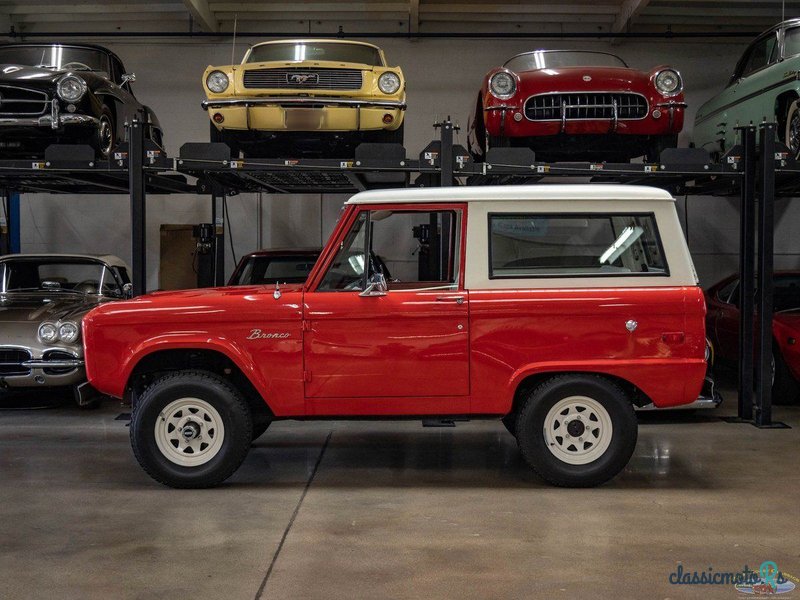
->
[0,120,789,428]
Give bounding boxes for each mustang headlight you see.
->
[489,71,516,99]
[38,322,58,344]
[206,70,229,93]
[378,72,401,94]
[654,69,682,96]
[56,75,87,102]
[58,321,80,344]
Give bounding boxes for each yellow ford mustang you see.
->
[201,39,406,157]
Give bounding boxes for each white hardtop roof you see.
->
[0,253,128,268]
[346,185,674,205]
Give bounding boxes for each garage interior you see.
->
[1,1,799,599]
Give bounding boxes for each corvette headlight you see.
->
[57,75,86,102]
[378,72,401,94]
[206,70,229,93]
[58,321,80,344]
[38,322,58,344]
[655,69,682,96]
[489,71,516,99]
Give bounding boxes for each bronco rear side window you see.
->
[488,213,668,279]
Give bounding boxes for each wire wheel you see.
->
[542,395,613,465]
[154,397,225,467]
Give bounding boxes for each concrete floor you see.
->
[0,386,798,600]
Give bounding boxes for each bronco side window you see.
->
[488,213,668,279]
[317,208,461,292]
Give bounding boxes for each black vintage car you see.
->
[0,43,163,158]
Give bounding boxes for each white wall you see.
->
[13,35,800,288]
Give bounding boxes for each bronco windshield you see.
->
[0,45,109,73]
[0,258,124,297]
[504,50,627,72]
[245,42,383,66]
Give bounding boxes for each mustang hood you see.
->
[0,293,98,323]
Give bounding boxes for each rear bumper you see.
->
[638,374,723,411]
[203,97,406,133]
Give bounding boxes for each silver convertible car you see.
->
[0,254,130,407]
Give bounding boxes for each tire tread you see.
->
[130,369,252,488]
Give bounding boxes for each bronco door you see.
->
[302,204,469,415]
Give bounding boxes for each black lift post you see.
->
[210,182,226,286]
[128,118,147,297]
[754,123,788,428]
[737,125,757,422]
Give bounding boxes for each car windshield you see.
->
[0,259,122,297]
[504,50,627,72]
[231,253,319,285]
[0,45,109,73]
[246,42,383,66]
[773,275,800,312]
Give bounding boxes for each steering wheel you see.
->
[74,280,99,294]
[62,62,92,71]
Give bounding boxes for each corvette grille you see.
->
[0,348,31,377]
[242,68,363,90]
[0,85,49,117]
[525,93,648,121]
[43,350,80,375]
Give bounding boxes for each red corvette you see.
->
[705,272,800,404]
[467,50,686,162]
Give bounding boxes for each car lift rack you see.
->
[0,118,791,429]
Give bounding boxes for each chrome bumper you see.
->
[22,358,85,369]
[0,347,86,388]
[0,99,100,130]
[638,375,723,411]
[202,97,407,110]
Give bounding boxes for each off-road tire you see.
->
[515,374,638,487]
[130,370,252,488]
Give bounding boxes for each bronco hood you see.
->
[85,284,305,327]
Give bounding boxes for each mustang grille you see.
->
[525,93,648,121]
[242,68,363,90]
[0,85,49,117]
[0,348,31,377]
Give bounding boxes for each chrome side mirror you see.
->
[121,73,136,85]
[359,272,387,297]
[122,283,133,299]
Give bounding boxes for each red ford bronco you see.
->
[82,185,707,488]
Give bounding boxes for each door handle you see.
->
[436,296,465,304]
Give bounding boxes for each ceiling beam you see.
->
[612,0,651,33]
[409,0,419,34]
[5,3,186,15]
[210,2,408,11]
[183,0,219,32]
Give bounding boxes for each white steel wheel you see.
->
[542,395,613,465]
[154,397,225,467]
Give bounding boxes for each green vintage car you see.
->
[694,19,800,158]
